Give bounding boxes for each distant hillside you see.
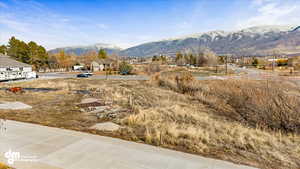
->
[119,25,300,57]
[48,43,122,55]
[49,25,300,57]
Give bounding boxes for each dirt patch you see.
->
[90,122,121,131]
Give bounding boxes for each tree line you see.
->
[47,48,111,71]
[0,37,111,71]
[0,37,48,70]
[175,48,219,66]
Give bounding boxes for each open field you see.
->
[133,64,236,76]
[0,76,300,169]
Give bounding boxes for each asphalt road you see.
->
[38,73,150,80]
[0,120,257,169]
[5,67,300,85]
[38,66,280,82]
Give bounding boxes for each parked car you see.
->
[83,72,93,76]
[77,74,89,78]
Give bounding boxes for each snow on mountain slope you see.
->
[49,25,300,57]
[49,43,122,55]
[120,25,300,57]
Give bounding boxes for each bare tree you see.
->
[195,48,218,67]
[54,50,76,71]
[82,51,97,67]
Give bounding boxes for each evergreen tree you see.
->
[98,49,107,59]
[7,36,30,63]
[119,61,133,75]
[5,37,48,69]
[252,57,259,66]
[28,41,48,69]
[152,55,159,61]
[0,45,7,54]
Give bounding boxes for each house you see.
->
[287,53,300,70]
[288,55,300,70]
[90,58,116,72]
[73,64,85,71]
[0,54,36,81]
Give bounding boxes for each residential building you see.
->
[0,54,36,81]
[288,54,300,70]
[90,58,116,72]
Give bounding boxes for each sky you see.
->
[0,0,299,50]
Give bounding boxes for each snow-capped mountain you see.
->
[49,25,300,57]
[49,43,122,55]
[120,25,300,57]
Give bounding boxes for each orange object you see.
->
[7,87,23,93]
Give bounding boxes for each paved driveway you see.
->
[0,120,257,169]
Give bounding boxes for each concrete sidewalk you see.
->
[0,120,257,169]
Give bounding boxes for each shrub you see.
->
[196,49,218,66]
[174,72,196,94]
[0,163,12,169]
[212,81,300,134]
[147,62,161,74]
[119,61,133,75]
[252,58,259,66]
[153,74,300,134]
[152,72,197,94]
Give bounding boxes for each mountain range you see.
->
[49,25,300,57]
[48,43,122,56]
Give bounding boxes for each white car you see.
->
[26,71,37,79]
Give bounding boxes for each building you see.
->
[0,54,36,81]
[288,53,300,70]
[73,64,85,71]
[90,58,116,72]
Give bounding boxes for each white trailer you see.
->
[0,54,36,81]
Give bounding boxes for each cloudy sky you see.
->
[0,0,299,49]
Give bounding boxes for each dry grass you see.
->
[0,163,13,169]
[155,73,300,134]
[0,77,300,169]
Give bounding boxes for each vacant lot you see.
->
[0,76,300,169]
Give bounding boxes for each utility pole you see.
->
[105,65,108,80]
[242,56,245,67]
[225,55,228,74]
[272,55,275,72]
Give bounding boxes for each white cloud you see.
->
[252,0,274,6]
[0,15,29,32]
[0,1,7,8]
[96,24,109,29]
[236,0,300,29]
[0,0,95,49]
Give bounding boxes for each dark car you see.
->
[83,72,93,76]
[77,74,89,78]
